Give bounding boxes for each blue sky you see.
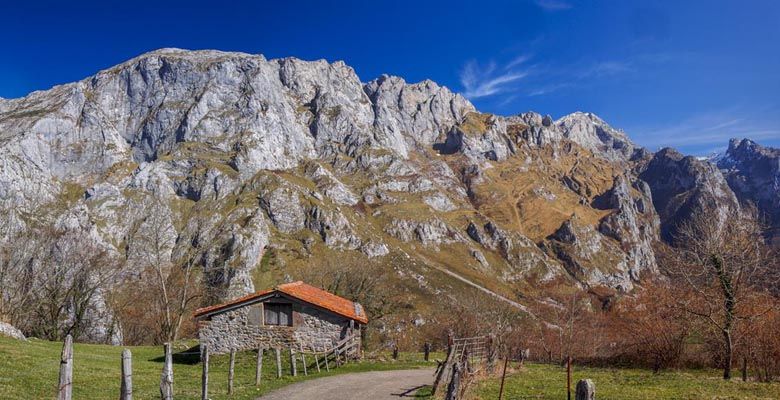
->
[1,0,778,154]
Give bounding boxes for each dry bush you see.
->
[1,224,120,342]
[607,281,690,372]
[735,294,780,381]
[525,283,606,364]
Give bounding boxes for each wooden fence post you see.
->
[432,341,455,395]
[299,345,308,376]
[445,362,460,400]
[314,352,321,373]
[160,343,173,400]
[274,348,282,378]
[201,345,209,400]
[120,349,133,400]
[57,334,73,400]
[424,342,431,362]
[228,349,236,395]
[566,356,572,400]
[742,357,748,382]
[498,357,509,400]
[255,348,264,386]
[289,348,297,376]
[575,379,595,400]
[486,335,496,373]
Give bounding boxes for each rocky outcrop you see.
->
[716,139,780,239]
[386,218,465,247]
[363,75,474,156]
[547,216,635,291]
[555,112,636,161]
[639,148,739,241]
[595,176,660,279]
[0,322,26,340]
[467,221,561,282]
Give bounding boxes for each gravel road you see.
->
[257,369,435,399]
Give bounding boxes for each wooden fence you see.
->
[432,333,496,399]
[55,333,361,399]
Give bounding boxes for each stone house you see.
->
[194,281,367,354]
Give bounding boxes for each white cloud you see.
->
[505,54,532,70]
[535,0,572,11]
[459,60,529,99]
[628,109,780,153]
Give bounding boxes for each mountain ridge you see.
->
[0,48,773,343]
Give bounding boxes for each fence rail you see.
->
[432,333,497,398]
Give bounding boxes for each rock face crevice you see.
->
[0,48,769,341]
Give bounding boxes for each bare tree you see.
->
[0,228,39,324]
[123,198,205,344]
[660,207,775,379]
[0,221,120,342]
[527,283,594,364]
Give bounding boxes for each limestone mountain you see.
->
[715,138,780,241]
[0,48,766,342]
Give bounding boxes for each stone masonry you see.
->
[198,298,355,354]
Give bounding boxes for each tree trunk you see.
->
[723,329,733,380]
[160,343,173,400]
[713,255,735,381]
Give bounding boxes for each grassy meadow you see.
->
[0,336,438,400]
[3,335,779,400]
[470,362,780,400]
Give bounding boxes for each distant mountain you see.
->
[0,48,769,341]
[716,138,780,240]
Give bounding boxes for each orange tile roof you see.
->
[193,281,368,324]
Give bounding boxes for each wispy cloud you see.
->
[459,54,635,101]
[526,83,571,96]
[628,108,780,154]
[459,59,530,99]
[505,54,533,70]
[578,61,633,78]
[535,0,572,11]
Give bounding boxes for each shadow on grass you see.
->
[149,344,202,365]
[405,384,432,398]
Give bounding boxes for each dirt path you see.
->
[415,253,534,316]
[257,369,435,400]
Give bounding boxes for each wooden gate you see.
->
[432,334,495,396]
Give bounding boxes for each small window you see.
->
[264,303,292,326]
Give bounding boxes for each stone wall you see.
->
[198,298,357,354]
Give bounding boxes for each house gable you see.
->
[193,281,368,324]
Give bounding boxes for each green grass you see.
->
[471,363,780,400]
[0,336,438,400]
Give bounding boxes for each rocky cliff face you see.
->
[0,48,765,341]
[716,139,780,241]
[638,148,739,242]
